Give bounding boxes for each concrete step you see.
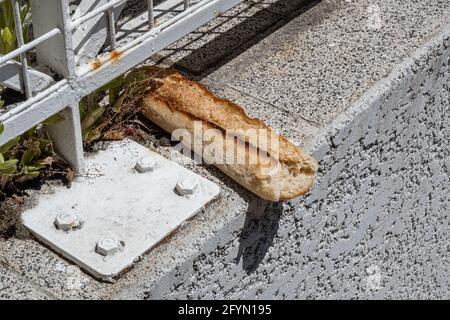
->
[204,0,450,127]
[0,0,449,299]
[0,265,52,300]
[0,59,55,95]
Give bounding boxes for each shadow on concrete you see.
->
[138,115,287,274]
[236,198,283,274]
[153,0,323,78]
[131,0,329,273]
[137,114,285,275]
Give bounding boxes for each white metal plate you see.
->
[22,139,220,281]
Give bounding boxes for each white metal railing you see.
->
[0,0,244,172]
[11,0,31,98]
[0,28,60,66]
[0,0,60,99]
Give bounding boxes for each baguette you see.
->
[139,67,318,201]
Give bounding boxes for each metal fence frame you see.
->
[0,0,243,172]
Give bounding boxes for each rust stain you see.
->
[90,50,122,71]
[90,58,102,70]
[110,49,123,63]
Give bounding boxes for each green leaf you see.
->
[30,140,42,157]
[79,100,86,120]
[0,1,13,31]
[112,94,125,113]
[0,136,20,154]
[0,99,4,109]
[91,105,105,121]
[28,163,46,171]
[109,88,120,107]
[43,113,65,126]
[21,1,30,22]
[83,128,101,143]
[20,148,37,165]
[98,75,125,92]
[26,125,37,137]
[37,138,52,150]
[1,27,15,53]
[0,153,4,163]
[24,170,40,178]
[81,105,105,132]
[0,159,18,175]
[0,122,4,135]
[22,165,42,177]
[87,93,95,110]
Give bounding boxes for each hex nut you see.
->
[134,156,157,173]
[96,238,123,256]
[54,213,81,231]
[175,178,199,196]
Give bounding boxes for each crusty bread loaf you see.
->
[139,67,318,201]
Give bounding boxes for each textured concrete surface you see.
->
[155,1,280,74]
[0,265,53,300]
[0,0,449,299]
[114,23,450,298]
[205,0,450,125]
[155,0,317,74]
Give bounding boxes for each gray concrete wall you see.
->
[117,26,450,300]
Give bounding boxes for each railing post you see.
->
[30,0,84,173]
[46,104,85,174]
[30,0,76,78]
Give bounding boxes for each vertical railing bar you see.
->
[147,0,155,29]
[12,0,32,98]
[60,0,77,79]
[70,0,125,29]
[106,8,117,50]
[184,0,190,11]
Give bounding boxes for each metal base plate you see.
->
[22,139,220,281]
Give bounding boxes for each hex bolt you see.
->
[175,177,199,196]
[135,156,157,173]
[54,213,81,231]
[96,238,123,256]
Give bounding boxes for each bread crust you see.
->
[139,67,318,201]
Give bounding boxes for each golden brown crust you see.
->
[139,67,318,201]
[142,67,307,164]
